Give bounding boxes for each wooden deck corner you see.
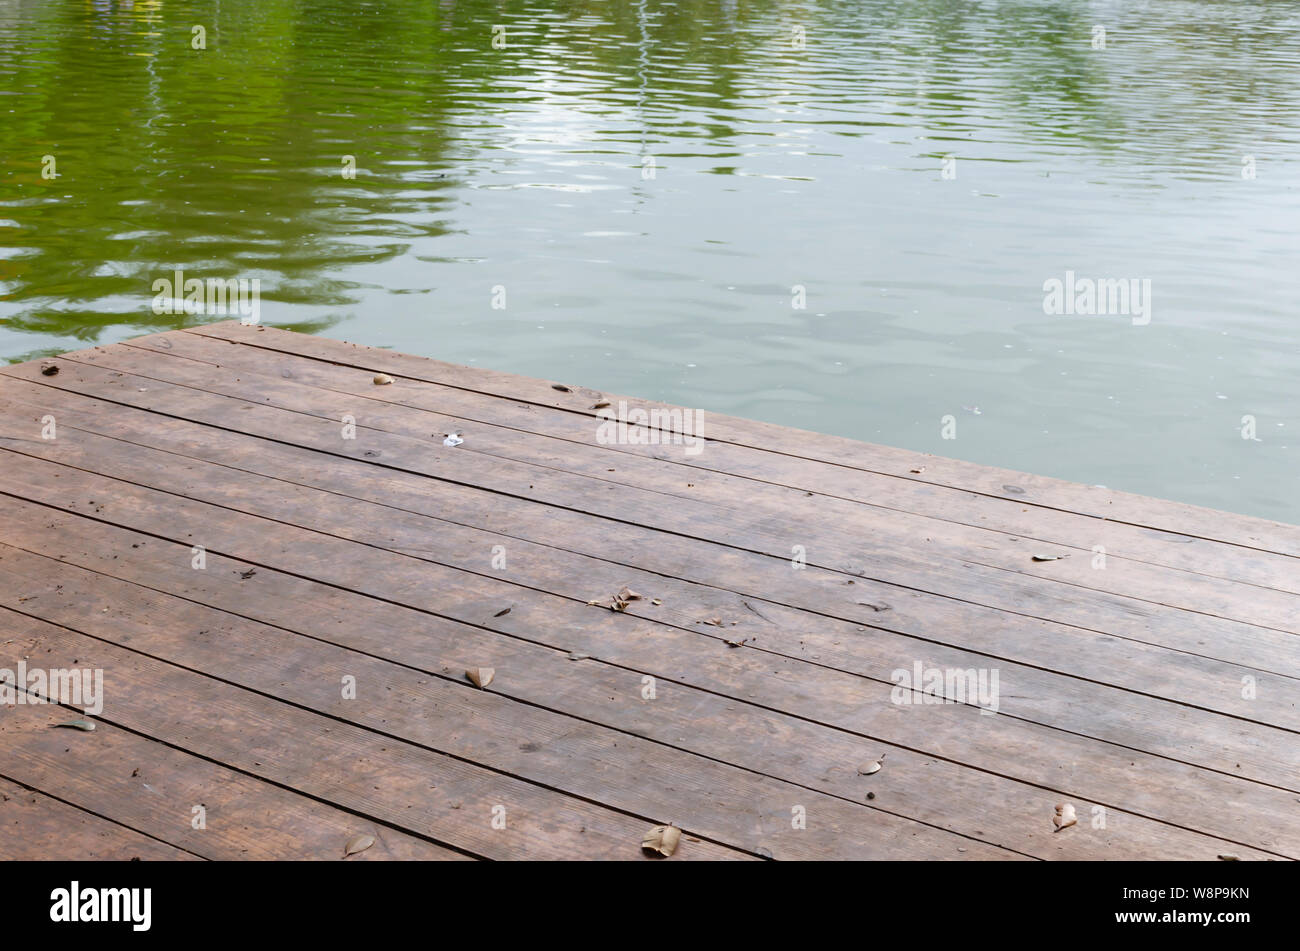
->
[1,321,1296,860]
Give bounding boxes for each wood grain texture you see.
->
[188,321,1300,557]
[0,779,199,861]
[1,321,1294,861]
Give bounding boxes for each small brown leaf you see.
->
[53,719,95,732]
[1217,853,1240,861]
[641,823,681,858]
[40,363,59,377]
[723,637,751,648]
[1032,554,1069,562]
[466,667,495,689]
[373,373,394,385]
[551,383,571,392]
[703,617,722,626]
[856,600,890,612]
[591,400,611,409]
[568,652,591,662]
[910,466,926,474]
[493,608,511,618]
[1052,802,1077,832]
[344,833,375,858]
[589,587,644,612]
[651,598,662,606]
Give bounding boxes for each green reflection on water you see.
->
[2,0,1298,521]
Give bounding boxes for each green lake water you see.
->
[2,0,1298,523]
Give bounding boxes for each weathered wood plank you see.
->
[3,323,1295,861]
[9,351,1296,685]
[0,458,1295,856]
[0,544,1019,861]
[0,701,470,861]
[2,382,1297,755]
[0,500,1277,860]
[0,608,751,861]
[34,338,1300,639]
[0,779,199,861]
[188,321,1300,557]
[141,326,1300,598]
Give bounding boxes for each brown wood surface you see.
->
[0,779,198,862]
[0,321,1294,860]
[1,608,750,862]
[140,327,1300,600]
[7,349,1298,684]
[43,336,1300,635]
[189,321,1300,557]
[0,705,470,861]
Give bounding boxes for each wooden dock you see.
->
[1,321,1296,861]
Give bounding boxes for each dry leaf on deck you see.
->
[858,754,885,776]
[41,363,59,377]
[551,383,571,392]
[641,824,681,858]
[591,400,611,410]
[1052,802,1077,832]
[344,833,375,858]
[1032,554,1069,562]
[372,373,394,385]
[1217,854,1240,861]
[494,608,511,618]
[910,466,926,474]
[466,667,495,689]
[589,587,643,612]
[857,600,890,612]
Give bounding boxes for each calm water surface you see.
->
[2,0,1298,522]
